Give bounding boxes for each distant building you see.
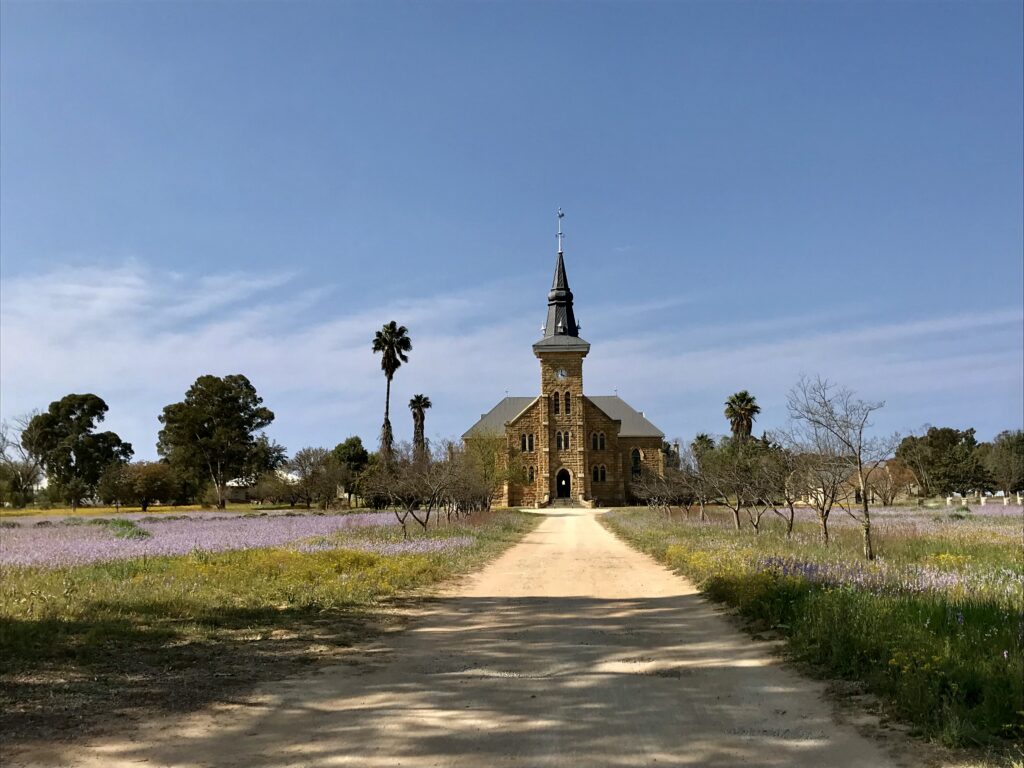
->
[463,218,665,507]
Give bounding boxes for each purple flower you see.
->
[0,513,397,568]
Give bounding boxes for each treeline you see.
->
[0,375,282,511]
[0,319,492,515]
[0,375,365,512]
[635,377,1023,561]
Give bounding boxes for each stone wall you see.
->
[622,436,665,501]
[506,399,542,507]
[581,397,625,505]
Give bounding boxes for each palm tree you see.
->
[372,321,412,459]
[724,391,761,440]
[409,394,432,463]
[690,433,716,457]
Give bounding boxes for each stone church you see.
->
[462,221,665,507]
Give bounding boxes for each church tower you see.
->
[462,210,665,508]
[532,211,589,501]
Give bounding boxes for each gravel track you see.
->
[12,508,914,768]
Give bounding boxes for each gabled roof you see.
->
[461,397,537,439]
[462,394,664,440]
[587,396,665,438]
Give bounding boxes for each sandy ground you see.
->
[10,508,914,768]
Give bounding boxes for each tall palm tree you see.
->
[409,394,432,463]
[372,321,412,458]
[724,391,761,440]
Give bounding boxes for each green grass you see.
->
[601,507,1023,750]
[0,509,540,742]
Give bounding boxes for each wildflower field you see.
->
[0,508,539,742]
[602,504,1023,749]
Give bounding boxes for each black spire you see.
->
[543,251,579,337]
[533,209,589,355]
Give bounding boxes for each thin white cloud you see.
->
[1,261,1020,459]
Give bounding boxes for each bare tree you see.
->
[787,376,899,559]
[288,447,347,510]
[776,425,846,545]
[701,438,758,531]
[683,438,717,522]
[0,413,43,507]
[626,466,684,520]
[868,458,916,506]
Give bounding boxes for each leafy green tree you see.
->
[408,394,432,464]
[157,374,275,509]
[22,394,133,511]
[127,461,178,511]
[983,430,1024,495]
[239,434,287,485]
[724,391,761,440]
[331,436,369,505]
[372,321,412,460]
[97,461,132,512]
[332,436,369,474]
[896,427,990,496]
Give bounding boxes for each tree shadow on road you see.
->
[23,592,906,767]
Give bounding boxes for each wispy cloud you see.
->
[1,261,1020,458]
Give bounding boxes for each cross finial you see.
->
[556,208,565,254]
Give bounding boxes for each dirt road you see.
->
[15,509,905,767]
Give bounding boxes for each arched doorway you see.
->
[556,469,571,498]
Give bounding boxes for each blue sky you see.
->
[2,1,1022,459]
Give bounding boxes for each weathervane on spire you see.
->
[556,208,565,254]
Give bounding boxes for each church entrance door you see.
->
[556,469,571,499]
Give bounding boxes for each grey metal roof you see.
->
[461,397,537,439]
[532,334,591,353]
[587,396,665,438]
[462,394,664,440]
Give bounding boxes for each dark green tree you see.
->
[332,436,370,505]
[157,374,275,509]
[22,394,133,511]
[372,321,412,460]
[97,461,132,512]
[332,436,370,474]
[724,391,761,440]
[408,394,432,464]
[127,461,178,511]
[896,427,990,496]
[983,430,1024,495]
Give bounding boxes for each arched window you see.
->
[591,432,599,451]
[564,431,571,449]
[552,393,560,415]
[600,465,607,482]
[527,434,534,452]
[520,434,527,452]
[564,392,571,415]
[528,466,535,482]
[556,432,563,450]
[631,448,642,479]
[592,465,600,482]
[598,432,606,450]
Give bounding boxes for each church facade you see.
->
[462,226,665,507]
